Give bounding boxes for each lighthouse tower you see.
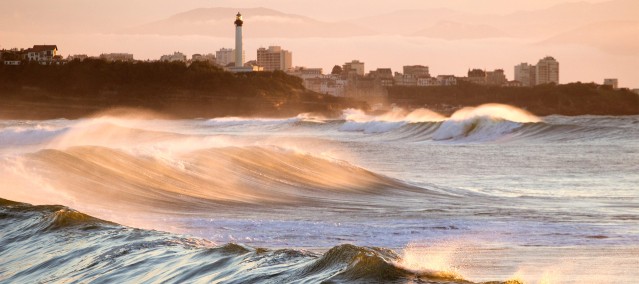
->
[234,12,244,67]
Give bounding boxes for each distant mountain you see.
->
[542,21,639,56]
[482,0,639,38]
[352,0,637,40]
[121,0,638,46]
[351,9,462,35]
[124,7,376,38]
[412,21,510,40]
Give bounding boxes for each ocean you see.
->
[1,104,638,283]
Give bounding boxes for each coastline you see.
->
[1,61,637,120]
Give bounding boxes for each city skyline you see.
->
[2,0,637,87]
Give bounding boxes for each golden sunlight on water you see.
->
[396,241,468,280]
[449,103,541,123]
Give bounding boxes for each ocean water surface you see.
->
[1,105,638,283]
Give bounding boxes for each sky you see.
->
[0,0,616,32]
[1,0,637,88]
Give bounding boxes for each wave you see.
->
[0,199,518,284]
[336,104,539,141]
[334,105,638,143]
[3,106,636,150]
[1,145,418,215]
[0,124,69,147]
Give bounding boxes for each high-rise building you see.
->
[536,56,559,85]
[256,46,292,71]
[514,63,536,87]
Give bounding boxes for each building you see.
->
[304,75,348,97]
[486,69,507,85]
[367,68,394,87]
[403,65,430,77]
[192,53,216,64]
[160,52,187,63]
[417,77,438,86]
[99,53,134,62]
[225,12,257,72]
[26,45,57,62]
[437,75,457,86]
[234,12,244,67]
[288,67,323,79]
[536,56,559,85]
[514,63,536,87]
[466,68,507,85]
[394,72,417,86]
[216,48,234,66]
[504,80,523,87]
[603,78,618,89]
[343,60,365,77]
[0,48,25,63]
[256,46,292,71]
[67,54,88,61]
[467,69,486,85]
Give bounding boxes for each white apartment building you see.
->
[27,45,57,62]
[536,56,559,85]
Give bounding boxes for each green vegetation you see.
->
[0,60,366,119]
[388,81,639,116]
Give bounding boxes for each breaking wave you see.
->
[0,145,418,217]
[0,199,518,284]
[334,104,637,142]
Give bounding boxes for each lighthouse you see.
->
[234,12,244,67]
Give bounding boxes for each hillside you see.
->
[388,82,639,116]
[0,60,367,119]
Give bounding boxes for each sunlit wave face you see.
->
[343,103,538,124]
[449,103,541,123]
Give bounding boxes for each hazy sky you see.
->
[2,0,637,87]
[1,0,614,30]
